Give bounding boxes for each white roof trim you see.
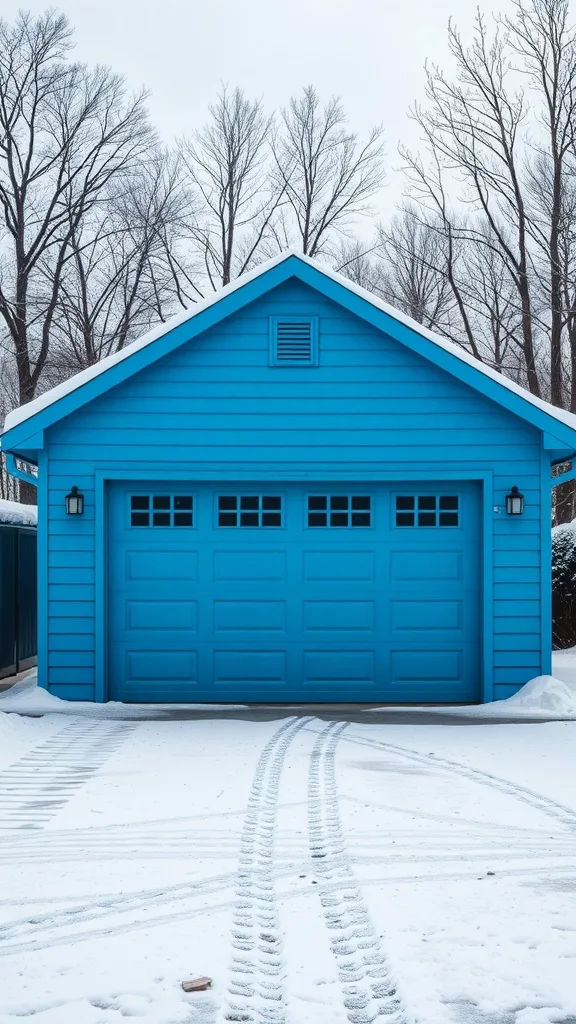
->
[4,247,576,437]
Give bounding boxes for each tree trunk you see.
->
[554,478,576,525]
[19,479,37,506]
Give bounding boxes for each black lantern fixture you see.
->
[65,486,84,515]
[506,485,524,516]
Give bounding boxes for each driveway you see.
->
[0,698,575,1024]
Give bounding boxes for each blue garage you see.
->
[3,251,576,704]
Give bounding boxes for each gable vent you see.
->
[270,316,318,366]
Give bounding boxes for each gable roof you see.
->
[3,249,576,454]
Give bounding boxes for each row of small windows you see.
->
[130,494,193,527]
[308,495,371,528]
[218,495,282,528]
[130,493,460,528]
[395,495,459,527]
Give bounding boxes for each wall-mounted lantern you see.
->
[506,486,524,516]
[65,486,84,515]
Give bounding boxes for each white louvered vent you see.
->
[270,317,318,366]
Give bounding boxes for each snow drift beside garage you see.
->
[2,659,576,719]
[0,498,37,527]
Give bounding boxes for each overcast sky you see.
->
[5,0,515,217]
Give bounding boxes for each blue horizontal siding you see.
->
[49,651,95,667]
[49,584,93,602]
[493,567,540,584]
[51,601,95,618]
[48,684,95,700]
[50,634,94,651]
[50,618,94,635]
[94,395,512,414]
[48,534,96,551]
[493,633,540,650]
[48,666,94,684]
[494,650,541,667]
[54,414,534,434]
[494,583,540,599]
[494,550,540,567]
[44,278,546,700]
[494,600,540,616]
[493,683,527,700]
[493,533,542,551]
[49,551,94,568]
[495,666,539,684]
[49,568,95,584]
[47,443,536,461]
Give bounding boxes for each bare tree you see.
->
[402,16,544,390]
[46,151,197,377]
[509,0,576,406]
[0,347,18,500]
[274,86,385,258]
[336,242,385,296]
[377,207,456,330]
[0,11,153,499]
[180,86,282,288]
[391,0,576,520]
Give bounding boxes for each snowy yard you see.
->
[0,672,576,1023]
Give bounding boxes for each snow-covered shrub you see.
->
[552,519,576,648]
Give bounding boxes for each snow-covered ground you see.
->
[0,670,576,1023]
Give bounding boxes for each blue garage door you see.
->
[108,481,481,703]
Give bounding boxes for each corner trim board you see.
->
[481,475,494,703]
[541,444,553,675]
[37,450,48,691]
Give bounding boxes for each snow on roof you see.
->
[0,498,37,527]
[4,248,576,438]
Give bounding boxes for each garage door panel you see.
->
[120,683,200,702]
[390,600,462,631]
[391,549,462,581]
[127,600,198,631]
[127,650,198,681]
[127,549,198,580]
[385,679,473,702]
[214,550,286,581]
[213,650,286,684]
[391,649,462,681]
[304,650,376,684]
[303,601,376,632]
[303,550,376,581]
[214,600,286,632]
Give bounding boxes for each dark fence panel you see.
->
[17,530,37,668]
[0,529,17,677]
[0,525,37,678]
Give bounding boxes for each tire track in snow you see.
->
[1,861,575,959]
[3,837,573,954]
[344,734,576,831]
[0,721,134,830]
[3,836,573,944]
[0,826,307,864]
[0,872,237,954]
[308,721,408,1024]
[223,715,313,1024]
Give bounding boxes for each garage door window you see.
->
[130,495,193,527]
[307,495,372,527]
[395,495,459,527]
[218,495,283,527]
